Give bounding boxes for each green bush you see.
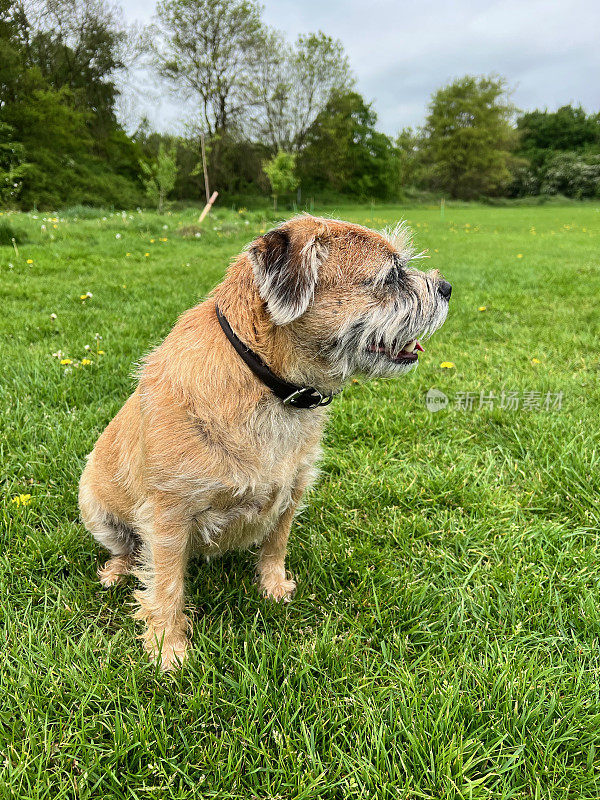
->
[540,152,600,198]
[0,220,27,245]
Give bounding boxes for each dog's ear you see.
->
[249,225,328,325]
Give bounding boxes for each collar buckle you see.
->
[283,387,333,409]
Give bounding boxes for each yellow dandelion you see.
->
[11,493,32,507]
[150,238,155,243]
[259,229,265,234]
[478,306,487,312]
[27,259,33,264]
[145,252,150,257]
[517,254,523,259]
[440,361,455,369]
[81,358,92,365]
[97,350,105,355]
[60,358,72,365]
[531,358,541,365]
[159,237,168,242]
[126,252,131,256]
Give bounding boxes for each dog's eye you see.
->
[382,266,404,287]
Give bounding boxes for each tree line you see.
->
[1,0,599,210]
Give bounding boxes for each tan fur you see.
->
[79,215,450,670]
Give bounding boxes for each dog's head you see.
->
[248,215,451,382]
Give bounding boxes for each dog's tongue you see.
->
[415,341,424,352]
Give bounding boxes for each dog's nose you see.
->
[438,280,452,300]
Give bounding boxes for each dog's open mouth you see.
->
[366,338,424,364]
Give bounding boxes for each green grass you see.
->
[1,201,599,799]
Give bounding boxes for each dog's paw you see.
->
[145,634,189,672]
[261,577,297,603]
[98,557,131,588]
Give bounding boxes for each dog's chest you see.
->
[191,407,324,555]
[194,481,293,555]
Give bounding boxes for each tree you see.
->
[517,106,600,158]
[297,91,398,199]
[0,0,29,109]
[423,75,517,199]
[0,120,27,204]
[0,0,143,208]
[147,1,353,151]
[395,127,427,188]
[262,150,297,210]
[251,31,354,151]
[140,142,178,211]
[2,83,142,208]
[147,0,264,137]
[23,0,130,138]
[145,2,354,193]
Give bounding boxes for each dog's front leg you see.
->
[257,500,299,603]
[258,468,314,603]
[133,503,192,671]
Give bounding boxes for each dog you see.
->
[79,215,451,670]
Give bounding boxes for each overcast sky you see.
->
[118,0,600,135]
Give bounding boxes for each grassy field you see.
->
[1,200,599,799]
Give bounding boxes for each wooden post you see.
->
[198,191,218,224]
[198,132,218,222]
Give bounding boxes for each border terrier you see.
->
[79,215,451,669]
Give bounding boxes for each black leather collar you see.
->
[215,305,335,410]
